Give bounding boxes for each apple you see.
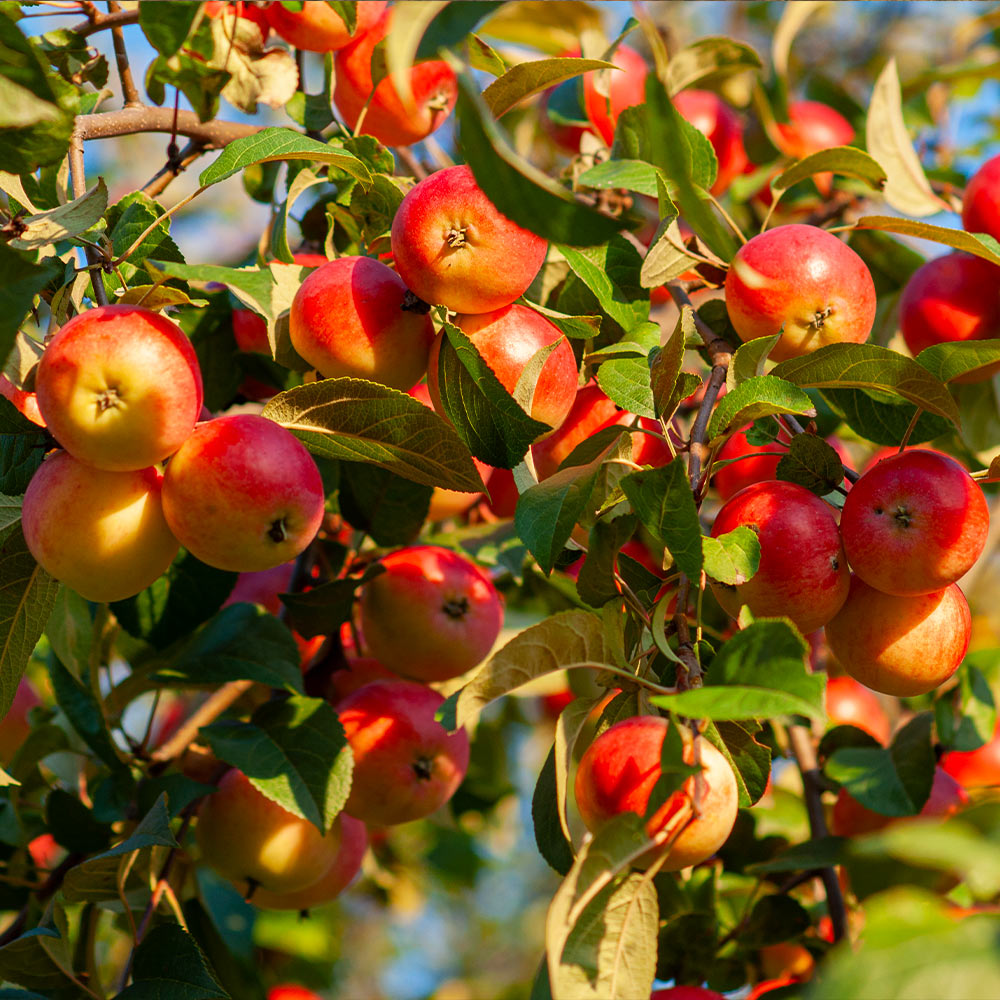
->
[824,577,971,697]
[337,680,470,826]
[358,545,503,682]
[196,768,344,894]
[773,100,855,195]
[962,152,1000,243]
[899,253,1000,380]
[724,224,877,362]
[268,988,322,1000]
[223,561,295,617]
[650,988,722,1000]
[35,305,204,471]
[266,0,385,51]
[582,44,648,146]
[333,7,456,147]
[205,0,270,37]
[0,375,44,426]
[0,679,41,763]
[481,466,519,519]
[574,715,739,871]
[426,305,578,437]
[712,426,789,502]
[161,414,325,573]
[673,89,748,195]
[391,165,548,314]
[941,723,1000,790]
[27,833,66,872]
[248,813,367,910]
[839,449,988,596]
[825,675,891,745]
[759,942,815,982]
[709,481,850,634]
[746,979,797,1000]
[289,256,436,391]
[23,451,179,603]
[327,657,399,703]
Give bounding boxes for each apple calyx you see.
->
[96,387,123,412]
[268,518,288,543]
[427,89,453,112]
[446,227,469,249]
[412,756,434,781]
[442,596,470,619]
[809,305,834,331]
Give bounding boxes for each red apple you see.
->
[266,0,385,52]
[582,44,648,146]
[427,304,577,437]
[774,100,855,195]
[724,224,876,362]
[162,414,325,573]
[482,466,519,519]
[289,256,435,391]
[747,979,797,1000]
[390,165,548,314]
[333,7,455,146]
[840,449,988,596]
[650,989,723,1000]
[941,723,1000,790]
[673,89,748,195]
[338,680,470,826]
[825,675,891,745]
[27,833,66,872]
[358,545,503,682]
[23,452,179,602]
[825,577,971,697]
[0,375,44,426]
[0,679,40,763]
[712,426,789,502]
[35,305,204,471]
[709,481,850,634]
[268,988,322,1000]
[205,0,270,37]
[327,657,399,703]
[575,715,739,871]
[962,152,1000,243]
[223,561,295,616]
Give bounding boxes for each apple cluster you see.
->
[22,304,325,602]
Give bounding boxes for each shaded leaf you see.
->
[533,743,575,876]
[916,340,1000,384]
[855,215,1000,268]
[665,36,762,94]
[338,461,432,547]
[484,56,615,118]
[7,178,107,250]
[772,146,886,193]
[118,923,229,999]
[775,434,845,496]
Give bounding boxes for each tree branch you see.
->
[141,140,207,199]
[68,130,109,307]
[106,0,141,107]
[76,107,263,146]
[72,7,138,37]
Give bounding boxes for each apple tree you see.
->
[2,2,1000,998]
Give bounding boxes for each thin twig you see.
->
[148,679,253,766]
[394,146,428,181]
[140,141,206,199]
[665,283,733,366]
[106,0,140,106]
[72,6,138,36]
[68,131,109,307]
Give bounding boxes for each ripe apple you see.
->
[268,988,322,1000]
[27,833,66,872]
[327,657,399,703]
[337,680,470,826]
[839,449,988,596]
[0,679,40,763]
[223,561,295,617]
[266,0,385,51]
[23,451,179,603]
[724,224,877,362]
[899,253,1000,381]
[161,414,325,573]
[774,100,855,195]
[289,256,436,391]
[825,675,891,745]
[35,305,204,471]
[574,715,739,871]
[205,0,271,37]
[0,375,44,426]
[196,768,344,894]
[759,942,815,982]
[333,8,456,147]
[962,152,1000,243]
[482,466,519,519]
[650,988,723,1000]
[709,481,850,634]
[426,305,578,436]
[673,89,748,195]
[391,165,548,314]
[582,44,648,146]
[825,577,971,697]
[746,979,798,1000]
[712,425,789,502]
[358,545,503,682]
[940,723,1000,790]
[248,813,367,910]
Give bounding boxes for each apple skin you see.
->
[839,449,989,596]
[0,376,44,426]
[162,414,325,573]
[248,813,367,910]
[673,89,748,195]
[391,165,548,314]
[724,224,877,362]
[427,304,577,436]
[223,561,295,617]
[35,305,204,471]
[962,152,1000,243]
[899,253,1000,381]
[575,716,739,871]
[196,768,343,894]
[358,545,503,682]
[650,989,722,1000]
[712,426,789,502]
[327,657,399,704]
[0,679,41,763]
[825,675,891,745]
[266,0,385,51]
[774,100,855,195]
[289,256,436,391]
[759,942,815,982]
[268,989,322,1000]
[582,44,648,146]
[205,1,270,37]
[709,481,850,634]
[337,680,470,826]
[941,723,1000,790]
[825,577,971,697]
[23,451,179,603]
[333,8,455,146]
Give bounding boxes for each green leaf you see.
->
[337,461,432,547]
[0,529,58,723]
[7,178,107,250]
[533,743,574,876]
[826,733,932,819]
[596,356,656,419]
[261,377,485,492]
[865,58,949,217]
[772,146,887,194]
[202,695,353,833]
[577,159,663,198]
[577,516,638,608]
[0,245,61,369]
[665,36,763,93]
[484,56,614,118]
[702,526,760,586]
[438,610,611,731]
[434,322,550,469]
[279,565,382,641]
[775,434,845,496]
[742,894,811,948]
[413,1,504,60]
[104,192,184,294]
[649,309,690,420]
[139,0,202,57]
[45,788,111,854]
[936,652,997,753]
[889,712,937,813]
[0,492,20,547]
[456,72,622,246]
[820,387,948,446]
[772,0,830,79]
[158,604,304,693]
[558,237,648,331]
[640,218,705,288]
[714,720,771,807]
[915,340,1000,384]
[728,334,783,391]
[620,458,703,580]
[855,215,1000,268]
[199,128,371,188]
[118,923,229,999]
[286,52,335,132]
[770,343,960,425]
[747,835,846,874]
[145,51,229,122]
[707,375,816,443]
[44,586,93,680]
[0,923,72,994]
